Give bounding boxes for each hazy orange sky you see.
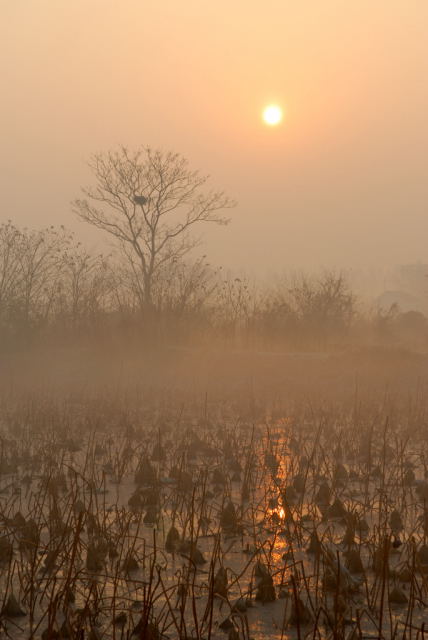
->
[1,1,428,274]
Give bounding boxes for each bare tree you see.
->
[16,226,72,328]
[57,246,112,330]
[73,146,234,310]
[0,223,75,340]
[0,222,22,321]
[289,270,355,338]
[214,275,256,343]
[127,253,217,317]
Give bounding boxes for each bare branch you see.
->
[73,146,235,309]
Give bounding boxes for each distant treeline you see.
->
[0,220,426,352]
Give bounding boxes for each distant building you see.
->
[375,290,427,315]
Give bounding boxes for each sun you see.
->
[262,104,283,126]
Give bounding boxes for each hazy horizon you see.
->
[2,1,428,275]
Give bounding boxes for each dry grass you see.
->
[0,348,427,638]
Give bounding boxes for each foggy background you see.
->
[1,0,428,280]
